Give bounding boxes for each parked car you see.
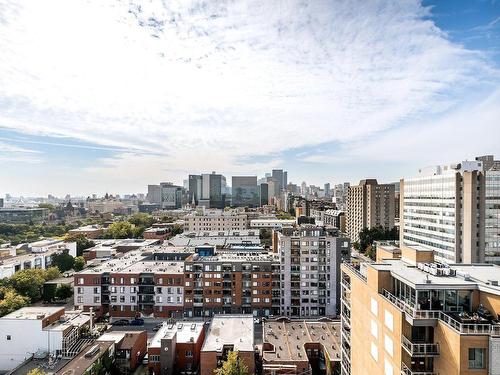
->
[112,319,129,326]
[253,318,261,324]
[130,318,144,326]
[152,323,163,331]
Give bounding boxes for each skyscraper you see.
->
[272,169,284,192]
[231,176,259,207]
[259,183,269,206]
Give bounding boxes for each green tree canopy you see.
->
[106,221,134,239]
[55,284,73,300]
[10,269,47,301]
[74,256,86,271]
[52,250,75,272]
[358,226,399,260]
[128,213,155,228]
[27,368,46,375]
[0,287,30,317]
[44,267,62,281]
[214,351,249,375]
[65,234,96,256]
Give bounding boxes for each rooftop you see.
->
[97,331,145,349]
[263,319,341,363]
[1,306,63,320]
[150,321,205,348]
[369,260,500,294]
[202,315,254,352]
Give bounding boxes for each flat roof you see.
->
[369,260,500,293]
[202,315,254,352]
[150,322,205,348]
[1,306,63,320]
[263,319,341,362]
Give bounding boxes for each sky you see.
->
[0,0,499,197]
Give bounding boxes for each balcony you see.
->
[343,263,367,282]
[401,362,437,375]
[401,335,439,356]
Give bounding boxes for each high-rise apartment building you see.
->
[400,161,485,264]
[277,226,350,317]
[476,155,500,265]
[347,179,395,243]
[340,245,500,375]
[231,176,259,207]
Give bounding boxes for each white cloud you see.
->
[0,0,497,192]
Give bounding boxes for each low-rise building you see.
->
[0,307,90,372]
[262,318,341,375]
[0,239,77,279]
[249,219,296,229]
[55,341,115,375]
[168,230,260,248]
[200,315,255,375]
[0,207,49,224]
[97,331,147,374]
[68,225,104,239]
[148,321,205,375]
[183,210,248,232]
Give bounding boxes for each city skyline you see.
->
[0,0,499,196]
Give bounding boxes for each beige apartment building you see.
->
[347,179,395,243]
[183,210,248,231]
[340,244,500,375]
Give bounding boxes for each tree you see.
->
[55,284,73,300]
[44,267,61,281]
[107,222,134,239]
[74,256,86,271]
[10,269,47,301]
[214,351,249,375]
[38,203,55,211]
[27,368,46,375]
[52,250,75,272]
[171,224,183,236]
[0,287,30,317]
[358,226,399,253]
[65,234,95,256]
[43,283,57,302]
[128,213,155,228]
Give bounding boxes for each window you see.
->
[384,310,393,331]
[370,319,378,339]
[6,335,11,341]
[384,334,393,357]
[371,298,378,316]
[370,342,378,362]
[468,348,486,369]
[77,296,83,304]
[185,350,193,358]
[384,359,393,375]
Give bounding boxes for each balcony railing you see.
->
[401,362,437,375]
[401,335,439,356]
[343,263,367,282]
[383,290,497,336]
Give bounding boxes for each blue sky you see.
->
[0,0,499,197]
